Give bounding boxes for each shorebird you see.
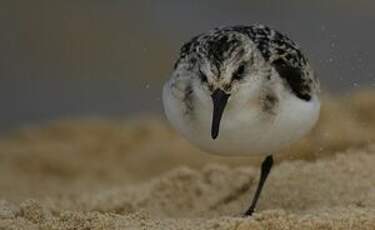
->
[162,24,320,215]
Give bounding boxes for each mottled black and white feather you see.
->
[175,24,318,101]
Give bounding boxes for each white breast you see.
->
[163,80,320,156]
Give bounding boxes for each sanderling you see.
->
[162,25,320,216]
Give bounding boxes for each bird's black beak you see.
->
[211,89,230,139]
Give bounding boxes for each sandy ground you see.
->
[1,90,375,229]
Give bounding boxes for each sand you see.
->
[1,91,375,229]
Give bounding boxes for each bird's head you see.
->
[173,29,266,139]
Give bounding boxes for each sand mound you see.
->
[1,148,375,229]
[1,91,375,229]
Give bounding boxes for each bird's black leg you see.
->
[244,155,274,216]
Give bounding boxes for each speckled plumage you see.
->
[174,24,319,101]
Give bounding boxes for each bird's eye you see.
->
[199,70,208,83]
[232,64,246,81]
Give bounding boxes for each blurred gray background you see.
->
[1,0,374,132]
